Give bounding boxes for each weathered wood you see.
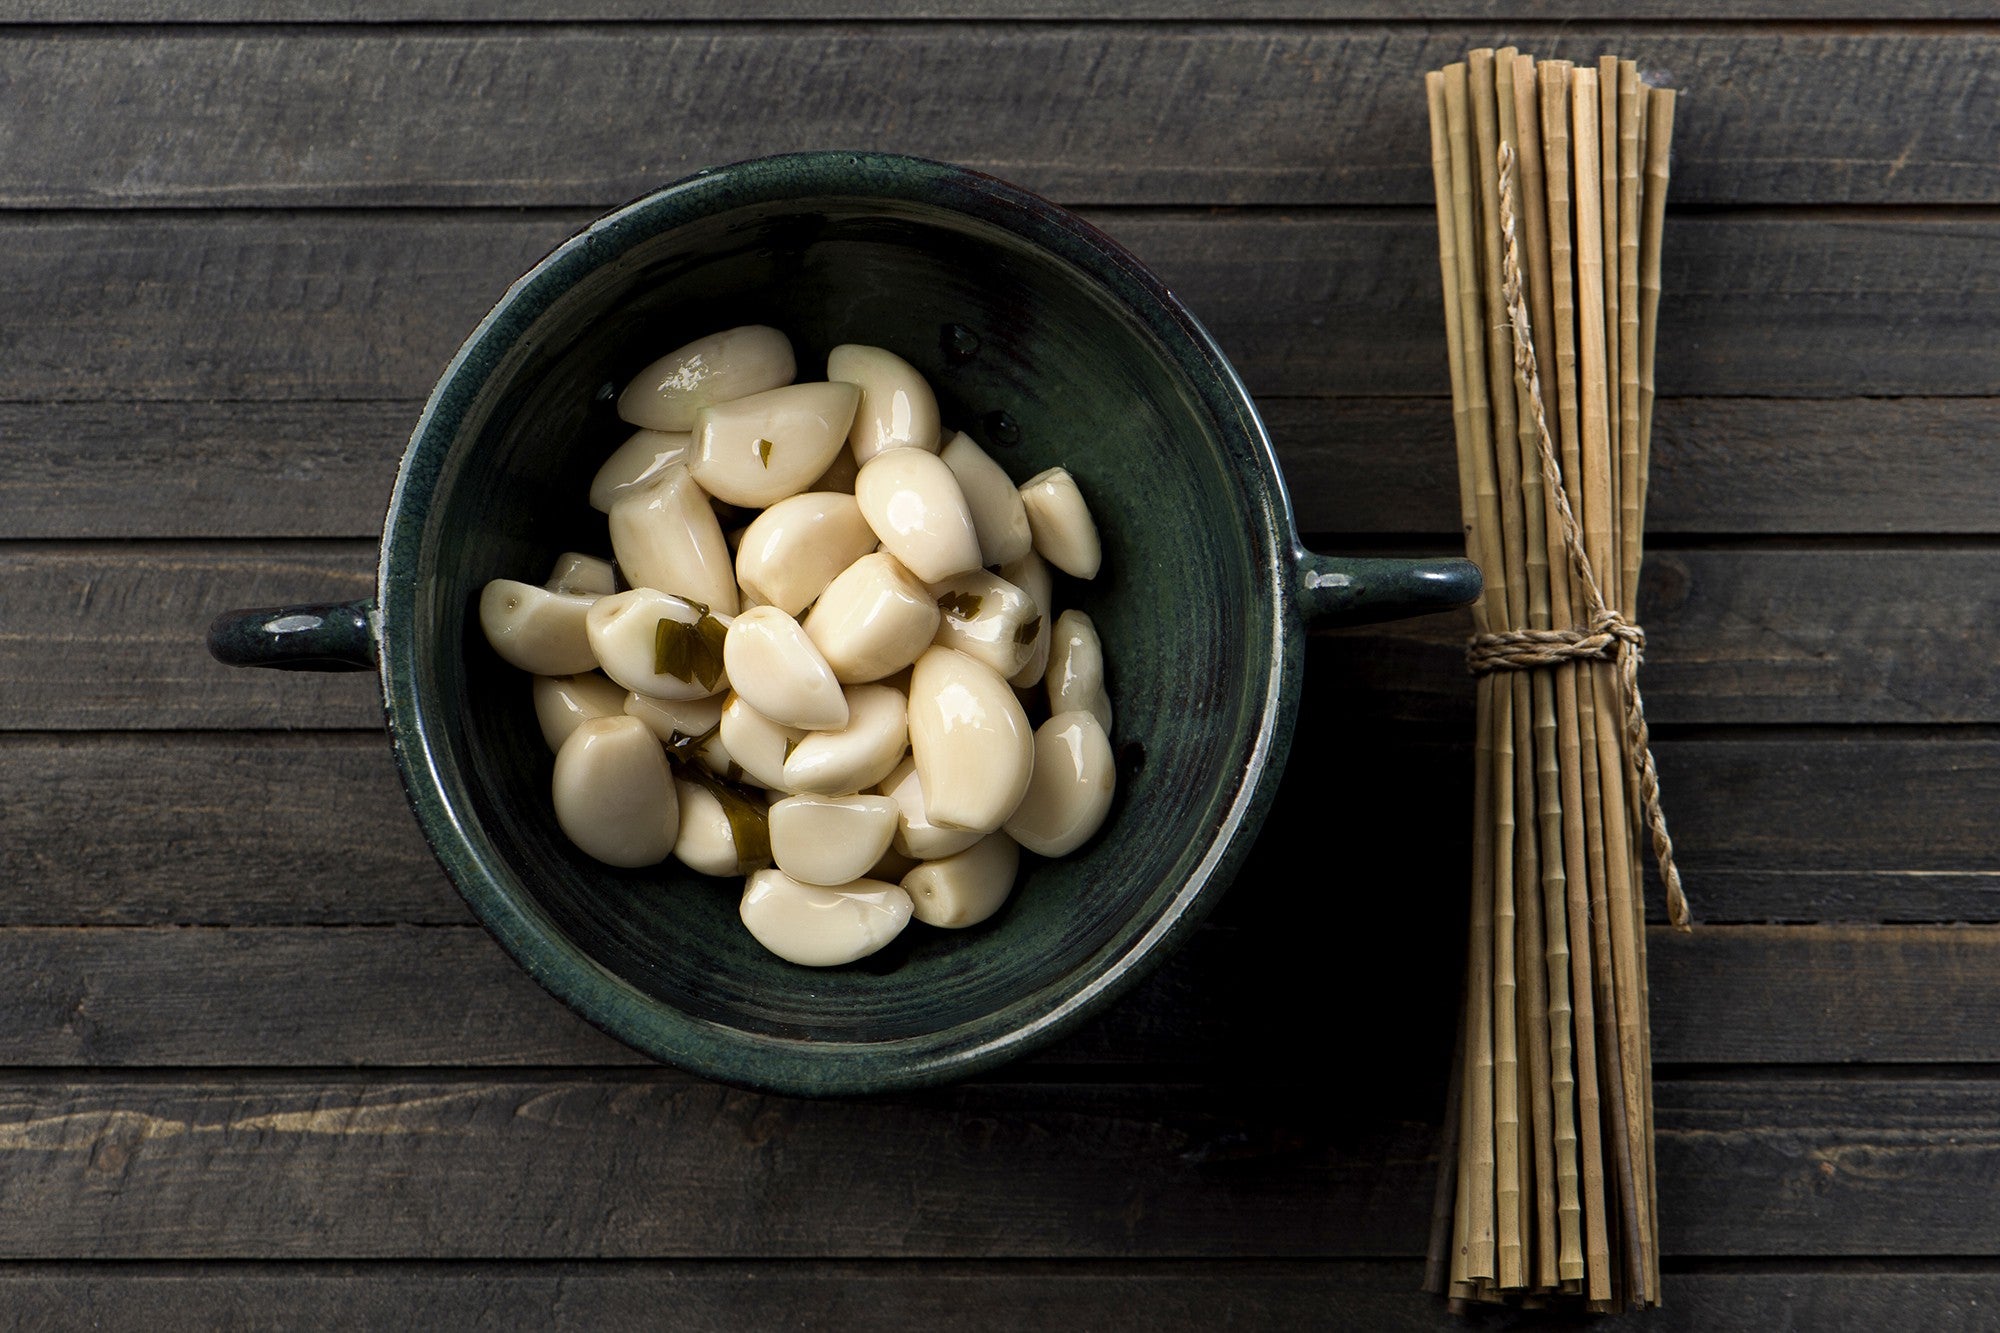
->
[1,1260,1996,1330]
[16,2,2000,20]
[0,1074,1432,1258]
[0,31,1992,206]
[10,542,1998,729]
[0,923,1991,1069]
[0,1073,1993,1258]
[16,397,2000,541]
[3,212,1995,403]
[9,730,1994,927]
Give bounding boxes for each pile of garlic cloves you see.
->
[479,326,1116,967]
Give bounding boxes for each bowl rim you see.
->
[376,150,1305,1095]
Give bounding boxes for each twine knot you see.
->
[1466,609,1643,676]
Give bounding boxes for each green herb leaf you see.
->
[654,613,727,691]
[937,590,984,620]
[693,612,728,691]
[755,437,775,468]
[1014,615,1043,647]
[683,766,772,872]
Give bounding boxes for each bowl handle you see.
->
[1295,551,1482,628]
[206,600,379,672]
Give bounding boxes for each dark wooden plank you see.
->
[0,1074,1431,1258]
[2,1260,1996,1331]
[16,2,2000,19]
[0,31,1993,207]
[10,730,1993,927]
[17,397,2000,541]
[10,542,1998,729]
[0,1073,1994,1258]
[0,923,1989,1069]
[5,212,1993,405]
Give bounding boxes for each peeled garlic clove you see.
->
[607,465,739,614]
[827,344,942,464]
[782,683,909,795]
[590,429,691,512]
[739,869,913,968]
[769,794,900,886]
[586,588,732,701]
[617,325,796,432]
[907,646,1034,834]
[929,569,1041,680]
[672,776,742,876]
[551,716,679,867]
[691,382,860,508]
[532,672,628,751]
[1046,608,1112,733]
[855,448,982,582]
[903,833,1020,929]
[802,551,941,684]
[869,846,920,883]
[734,492,878,617]
[723,606,849,731]
[1002,550,1054,688]
[880,756,982,860]
[717,692,806,792]
[1004,711,1116,857]
[543,552,617,597]
[1020,466,1102,579]
[624,688,724,746]
[479,579,599,675]
[940,431,1033,566]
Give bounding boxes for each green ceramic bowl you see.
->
[209,152,1476,1095]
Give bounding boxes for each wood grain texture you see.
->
[0,1073,1992,1259]
[1,1260,1996,1331]
[5,212,1996,403]
[0,1074,1428,1259]
[0,31,1993,206]
[9,542,1996,729]
[15,397,2000,540]
[0,923,1988,1069]
[16,2,2000,19]
[7,731,1995,926]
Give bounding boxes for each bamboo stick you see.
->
[1637,87,1676,570]
[1443,62,1499,1284]
[1513,52,1586,1291]
[1617,59,1644,653]
[1597,56,1622,571]
[1468,47,1525,1292]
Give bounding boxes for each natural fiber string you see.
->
[1469,141,1690,930]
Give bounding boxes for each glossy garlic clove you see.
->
[586,587,732,701]
[690,381,860,508]
[671,776,743,876]
[907,646,1034,834]
[590,429,691,512]
[782,683,909,796]
[544,552,618,597]
[854,447,983,583]
[551,715,679,867]
[716,692,806,793]
[624,688,724,745]
[827,344,941,464]
[879,756,982,860]
[734,492,879,617]
[722,606,850,731]
[1001,549,1054,688]
[940,431,1033,566]
[1003,710,1116,857]
[802,551,941,684]
[903,833,1020,929]
[739,869,913,967]
[532,672,628,751]
[479,579,599,675]
[606,465,739,614]
[1046,608,1112,733]
[929,568,1041,680]
[769,793,900,886]
[1019,466,1102,579]
[617,325,796,432]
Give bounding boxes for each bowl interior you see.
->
[391,160,1294,1090]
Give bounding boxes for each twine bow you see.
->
[1469,142,1689,930]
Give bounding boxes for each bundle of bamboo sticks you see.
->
[1420,49,1679,1312]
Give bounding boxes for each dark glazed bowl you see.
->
[209,152,1477,1095]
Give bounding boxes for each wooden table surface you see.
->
[6,3,1997,1327]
